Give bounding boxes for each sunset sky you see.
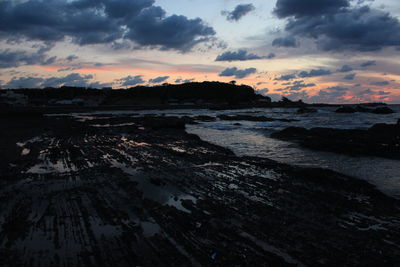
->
[1,0,400,103]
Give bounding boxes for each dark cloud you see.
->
[5,77,45,89]
[309,86,349,103]
[378,91,391,95]
[337,65,353,72]
[343,73,356,80]
[41,73,95,87]
[256,88,269,96]
[0,0,124,45]
[275,1,400,52]
[117,75,145,86]
[358,89,391,96]
[272,36,297,47]
[275,74,297,81]
[215,50,274,61]
[0,49,56,68]
[5,73,105,88]
[0,0,215,52]
[358,89,373,96]
[66,55,79,62]
[274,0,349,18]
[149,76,169,83]
[219,67,257,78]
[223,4,255,21]
[175,78,195,83]
[325,86,349,91]
[298,69,331,78]
[57,61,107,72]
[360,60,377,67]
[370,81,390,86]
[125,7,215,51]
[277,80,316,91]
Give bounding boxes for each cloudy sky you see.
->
[1,0,400,103]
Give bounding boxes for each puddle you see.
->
[103,154,197,213]
[21,148,31,156]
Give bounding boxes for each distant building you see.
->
[257,96,272,103]
[53,96,104,107]
[0,90,28,106]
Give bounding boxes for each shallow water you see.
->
[185,105,400,198]
[61,106,400,198]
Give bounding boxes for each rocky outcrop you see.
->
[218,114,297,122]
[335,106,356,113]
[371,106,395,114]
[271,122,400,159]
[336,105,395,114]
[297,107,318,114]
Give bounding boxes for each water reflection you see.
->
[187,124,400,198]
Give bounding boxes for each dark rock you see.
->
[335,106,356,113]
[218,114,297,122]
[297,107,317,114]
[355,106,373,113]
[371,107,395,114]
[270,127,309,139]
[271,123,400,159]
[369,123,400,134]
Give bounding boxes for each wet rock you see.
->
[355,105,373,113]
[1,114,400,266]
[352,105,394,114]
[297,107,317,114]
[218,114,297,122]
[335,106,356,113]
[271,122,400,159]
[371,106,395,114]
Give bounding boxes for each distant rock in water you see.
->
[335,106,356,113]
[355,106,372,113]
[217,114,297,122]
[371,107,395,114]
[271,122,400,159]
[297,107,317,114]
[336,105,395,114]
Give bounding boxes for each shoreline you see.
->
[1,115,399,266]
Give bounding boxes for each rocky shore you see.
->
[1,114,400,266]
[271,123,400,159]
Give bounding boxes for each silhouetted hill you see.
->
[106,82,263,105]
[2,82,269,107]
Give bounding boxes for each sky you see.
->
[1,0,400,103]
